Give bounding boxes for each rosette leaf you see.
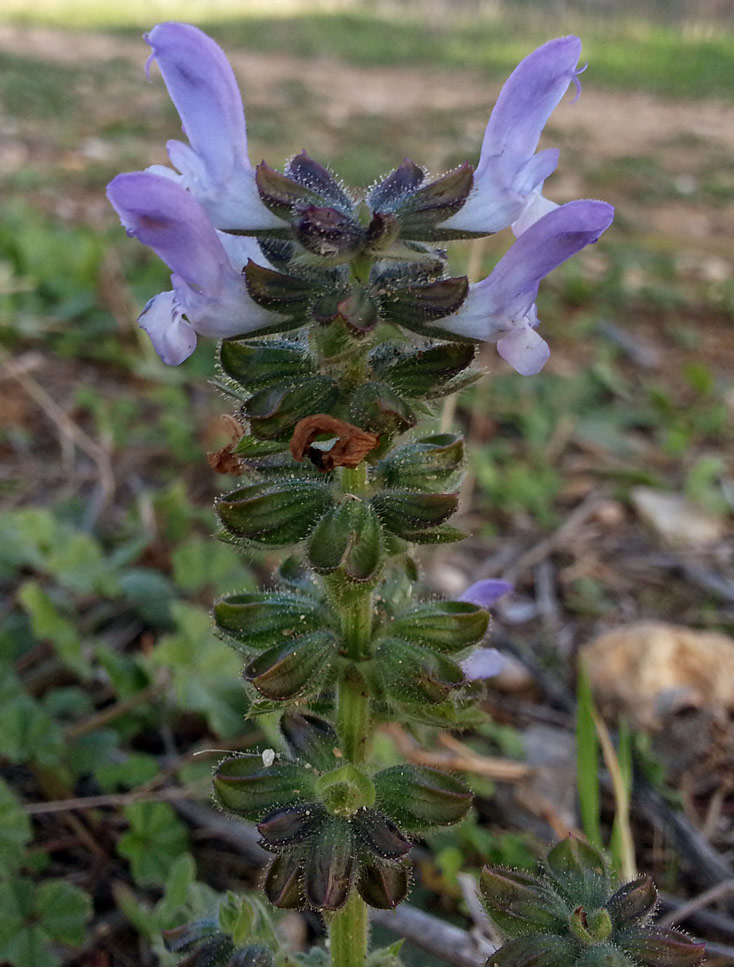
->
[216,479,333,546]
[373,765,472,832]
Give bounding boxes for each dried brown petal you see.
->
[290,414,379,471]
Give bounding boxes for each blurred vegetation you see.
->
[0,0,733,964]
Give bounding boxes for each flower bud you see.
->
[357,857,410,910]
[218,339,314,392]
[217,479,333,546]
[316,764,376,816]
[354,810,412,859]
[244,377,339,440]
[335,287,379,334]
[292,205,364,260]
[390,600,489,653]
[619,926,706,967]
[244,629,336,700]
[213,755,315,819]
[487,935,579,967]
[480,867,568,937]
[280,712,341,772]
[263,852,306,909]
[373,764,472,832]
[570,906,613,945]
[605,876,657,928]
[213,591,324,652]
[305,817,356,911]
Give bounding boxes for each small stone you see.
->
[580,621,734,730]
[630,487,724,547]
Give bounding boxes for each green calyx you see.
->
[481,839,705,967]
[316,764,376,816]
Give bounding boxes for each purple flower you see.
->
[107,171,279,364]
[441,36,583,237]
[144,22,282,231]
[436,199,614,375]
[459,579,513,682]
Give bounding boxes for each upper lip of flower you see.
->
[440,35,584,237]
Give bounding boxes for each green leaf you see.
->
[145,603,246,738]
[0,877,91,967]
[17,581,88,678]
[35,880,92,945]
[118,802,190,886]
[172,536,252,594]
[0,671,64,766]
[0,777,32,873]
[576,662,602,849]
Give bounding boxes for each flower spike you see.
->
[145,22,282,231]
[107,171,279,363]
[441,36,583,236]
[436,199,614,374]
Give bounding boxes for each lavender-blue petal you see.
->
[474,199,614,321]
[139,291,198,365]
[107,171,228,289]
[146,23,282,230]
[462,648,504,682]
[146,23,249,192]
[442,37,582,234]
[460,579,513,608]
[478,36,582,183]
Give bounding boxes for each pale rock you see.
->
[580,621,734,730]
[630,486,725,547]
